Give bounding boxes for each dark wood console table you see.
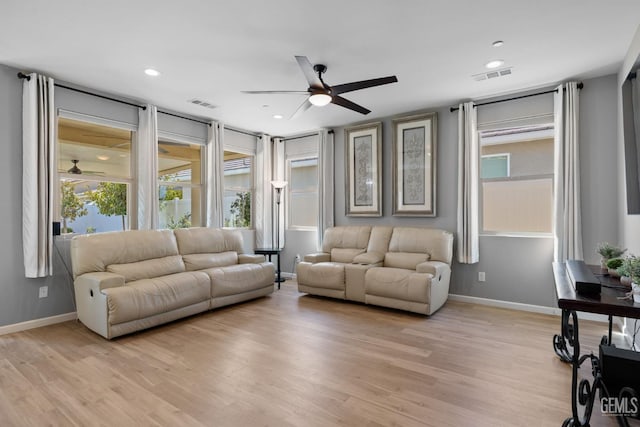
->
[254,248,285,289]
[553,262,640,426]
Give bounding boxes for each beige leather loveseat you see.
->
[297,226,453,315]
[71,227,275,339]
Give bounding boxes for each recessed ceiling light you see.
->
[492,40,504,47]
[485,60,504,69]
[144,68,160,77]
[273,114,283,119]
[96,155,110,161]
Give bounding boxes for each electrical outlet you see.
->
[478,272,486,282]
[295,254,301,263]
[38,286,48,298]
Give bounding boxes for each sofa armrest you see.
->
[75,272,125,293]
[352,251,384,265]
[239,254,266,264]
[304,253,331,263]
[416,261,450,280]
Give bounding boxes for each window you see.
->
[57,117,133,234]
[288,157,318,229]
[158,139,203,229]
[480,125,554,234]
[223,151,253,228]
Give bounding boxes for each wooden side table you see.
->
[254,248,285,289]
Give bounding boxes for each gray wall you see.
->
[333,74,619,307]
[0,64,76,326]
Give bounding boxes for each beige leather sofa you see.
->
[297,226,453,315]
[71,227,275,339]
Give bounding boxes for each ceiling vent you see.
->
[473,67,513,82]
[188,98,217,109]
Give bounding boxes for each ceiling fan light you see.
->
[309,93,332,106]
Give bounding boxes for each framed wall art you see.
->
[345,122,382,216]
[392,112,437,216]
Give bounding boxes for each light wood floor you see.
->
[0,281,625,426]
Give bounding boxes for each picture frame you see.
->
[345,122,382,217]
[392,112,437,216]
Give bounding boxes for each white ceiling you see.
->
[1,1,639,136]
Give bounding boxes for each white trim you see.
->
[0,312,77,336]
[448,294,609,323]
[57,108,137,131]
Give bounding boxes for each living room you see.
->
[1,1,640,425]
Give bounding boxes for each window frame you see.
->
[286,155,319,231]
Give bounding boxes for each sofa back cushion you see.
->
[182,251,239,271]
[71,229,181,278]
[330,248,366,263]
[367,226,394,254]
[322,226,371,254]
[174,227,244,255]
[107,255,185,282]
[384,252,431,270]
[387,227,454,264]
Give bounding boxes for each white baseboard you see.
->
[0,312,77,336]
[448,294,609,323]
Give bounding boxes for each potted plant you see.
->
[596,242,626,269]
[606,257,624,278]
[621,256,640,300]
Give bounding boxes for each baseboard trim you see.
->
[0,312,77,336]
[448,294,609,323]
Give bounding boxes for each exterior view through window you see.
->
[223,151,253,228]
[158,139,203,229]
[480,124,554,234]
[57,117,132,234]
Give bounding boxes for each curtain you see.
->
[273,137,285,248]
[22,73,55,278]
[205,121,224,228]
[317,129,334,251]
[632,71,640,185]
[255,134,272,247]
[457,102,479,264]
[136,104,159,230]
[553,82,583,262]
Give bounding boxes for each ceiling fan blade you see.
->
[331,95,371,115]
[242,90,309,95]
[291,98,313,119]
[295,56,323,89]
[331,76,398,95]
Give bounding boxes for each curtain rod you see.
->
[275,129,334,142]
[449,82,584,113]
[225,126,260,137]
[158,110,211,127]
[18,72,147,110]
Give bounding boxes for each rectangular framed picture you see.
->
[345,122,382,217]
[392,112,437,216]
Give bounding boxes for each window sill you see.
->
[479,232,553,239]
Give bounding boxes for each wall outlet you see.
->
[478,272,486,282]
[295,254,301,263]
[38,286,48,298]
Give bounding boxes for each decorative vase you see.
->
[633,283,640,303]
[600,257,609,270]
[608,268,621,278]
[621,276,633,287]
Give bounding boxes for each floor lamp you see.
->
[271,180,288,249]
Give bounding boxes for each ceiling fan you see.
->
[243,56,398,118]
[62,159,104,176]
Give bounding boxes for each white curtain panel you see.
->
[553,82,583,262]
[254,134,272,247]
[205,121,224,228]
[317,129,334,251]
[632,70,640,173]
[273,137,286,248]
[22,73,55,277]
[136,104,159,230]
[457,102,480,264]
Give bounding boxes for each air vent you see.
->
[472,67,513,82]
[188,98,217,109]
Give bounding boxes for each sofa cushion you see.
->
[71,229,179,278]
[182,251,238,271]
[331,248,365,263]
[206,264,275,297]
[384,252,431,270]
[174,227,244,255]
[388,227,453,264]
[103,271,211,325]
[365,267,433,303]
[322,226,371,253]
[296,262,345,290]
[107,255,185,282]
